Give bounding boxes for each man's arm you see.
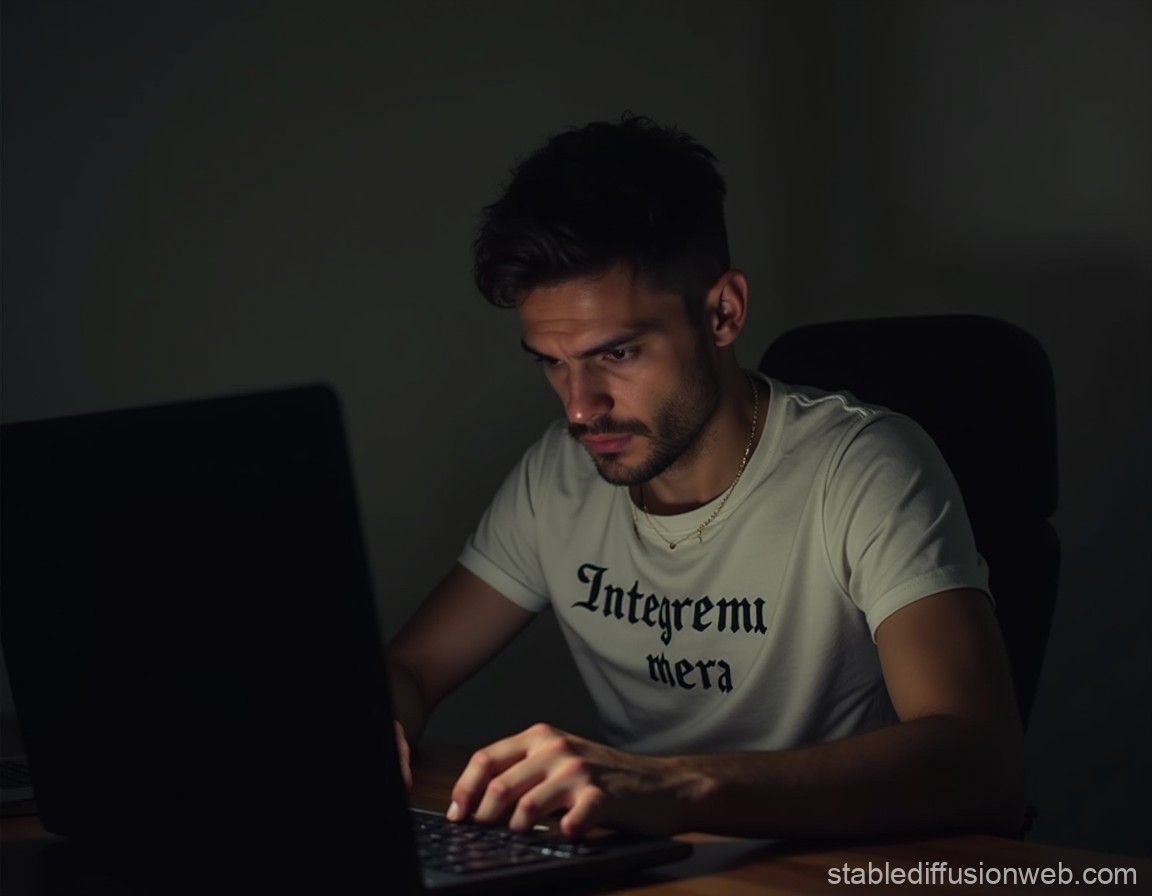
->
[448,588,1028,839]
[667,587,1027,836]
[386,563,536,744]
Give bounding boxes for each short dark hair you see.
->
[473,113,729,310]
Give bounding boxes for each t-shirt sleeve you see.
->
[823,412,991,637]
[458,433,552,613]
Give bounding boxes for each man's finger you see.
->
[473,755,550,824]
[559,785,607,839]
[449,737,526,821]
[503,752,590,831]
[507,774,578,832]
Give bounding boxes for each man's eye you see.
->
[605,348,636,362]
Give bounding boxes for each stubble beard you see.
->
[569,358,722,488]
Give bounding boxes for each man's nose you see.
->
[565,367,613,426]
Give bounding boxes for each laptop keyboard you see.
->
[412,810,605,875]
[1,759,33,790]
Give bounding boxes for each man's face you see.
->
[517,266,721,486]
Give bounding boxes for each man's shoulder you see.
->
[522,418,583,461]
[518,418,605,489]
[769,377,889,424]
[766,377,900,451]
[757,377,944,487]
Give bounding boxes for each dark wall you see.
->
[4,0,1149,859]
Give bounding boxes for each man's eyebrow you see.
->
[521,325,659,362]
[520,339,555,362]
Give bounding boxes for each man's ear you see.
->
[704,270,749,349]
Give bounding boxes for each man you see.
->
[386,115,1025,841]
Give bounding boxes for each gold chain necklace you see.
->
[631,375,759,550]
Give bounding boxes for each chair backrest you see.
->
[758,314,1059,729]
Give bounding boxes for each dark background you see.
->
[3,0,1149,859]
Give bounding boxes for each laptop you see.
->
[0,385,690,894]
[0,752,36,812]
[1,655,37,812]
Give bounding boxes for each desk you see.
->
[4,745,1150,895]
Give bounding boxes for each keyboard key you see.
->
[411,810,598,875]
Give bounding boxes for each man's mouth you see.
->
[581,434,633,455]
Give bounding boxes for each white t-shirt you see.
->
[459,374,989,754]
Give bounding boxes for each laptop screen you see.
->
[1,385,422,893]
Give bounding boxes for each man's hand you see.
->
[395,720,412,791]
[447,723,693,839]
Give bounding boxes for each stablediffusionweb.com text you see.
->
[828,860,1138,887]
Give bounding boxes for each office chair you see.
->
[758,314,1059,731]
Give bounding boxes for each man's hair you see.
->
[473,113,729,310]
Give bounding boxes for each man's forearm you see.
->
[664,715,1026,839]
[386,658,431,745]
